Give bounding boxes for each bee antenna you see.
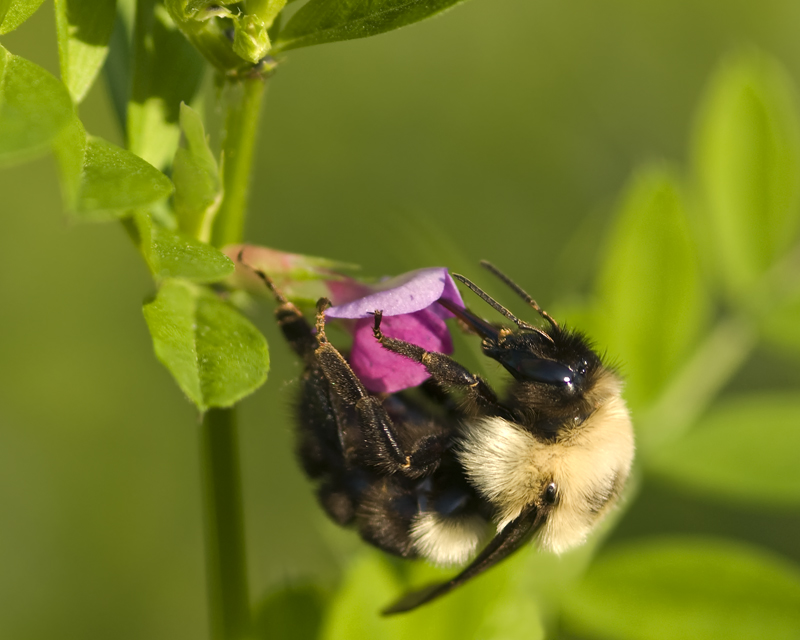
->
[452,273,553,343]
[479,260,559,329]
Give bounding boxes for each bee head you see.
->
[444,269,607,431]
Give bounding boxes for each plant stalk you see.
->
[212,75,268,248]
[201,407,251,640]
[201,68,267,639]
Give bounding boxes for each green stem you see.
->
[212,76,268,248]
[201,408,251,640]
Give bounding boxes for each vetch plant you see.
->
[2,0,800,637]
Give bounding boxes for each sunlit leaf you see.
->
[693,51,800,300]
[273,0,470,52]
[135,211,235,283]
[594,166,707,409]
[562,538,800,640]
[0,0,45,34]
[321,553,411,640]
[173,103,222,243]
[647,394,800,507]
[58,135,174,221]
[321,548,546,640]
[54,0,117,103]
[128,0,204,170]
[404,554,545,640]
[143,279,269,412]
[0,46,74,164]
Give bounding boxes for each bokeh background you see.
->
[2,1,800,637]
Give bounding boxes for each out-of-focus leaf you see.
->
[0,0,45,34]
[253,584,326,640]
[173,103,222,242]
[59,135,173,221]
[321,549,546,640]
[693,51,800,300]
[0,46,74,164]
[273,0,470,52]
[135,211,235,283]
[54,0,116,104]
[648,394,800,507]
[594,166,707,409]
[143,279,269,412]
[321,553,410,640]
[761,285,800,355]
[402,552,545,640]
[562,538,800,640]
[128,0,204,170]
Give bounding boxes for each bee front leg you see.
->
[372,310,503,411]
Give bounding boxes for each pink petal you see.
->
[326,268,464,319]
[349,308,454,394]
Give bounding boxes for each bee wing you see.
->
[382,504,545,615]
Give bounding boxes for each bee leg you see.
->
[372,310,502,410]
[313,303,447,478]
[236,251,319,357]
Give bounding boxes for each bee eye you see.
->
[503,354,575,385]
[544,482,558,505]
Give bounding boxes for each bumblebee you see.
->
[262,261,634,613]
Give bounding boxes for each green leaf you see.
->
[128,0,205,170]
[253,584,326,640]
[54,0,117,103]
[135,211,235,283]
[273,0,470,52]
[647,394,800,507]
[55,133,174,221]
[0,46,74,164]
[321,549,546,640]
[173,103,223,243]
[693,50,800,300]
[562,538,800,640]
[143,279,269,412]
[321,553,413,640]
[0,0,45,34]
[594,166,707,410]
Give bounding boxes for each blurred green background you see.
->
[2,1,800,638]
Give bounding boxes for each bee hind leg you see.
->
[309,306,448,478]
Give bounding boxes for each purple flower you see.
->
[326,268,465,393]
